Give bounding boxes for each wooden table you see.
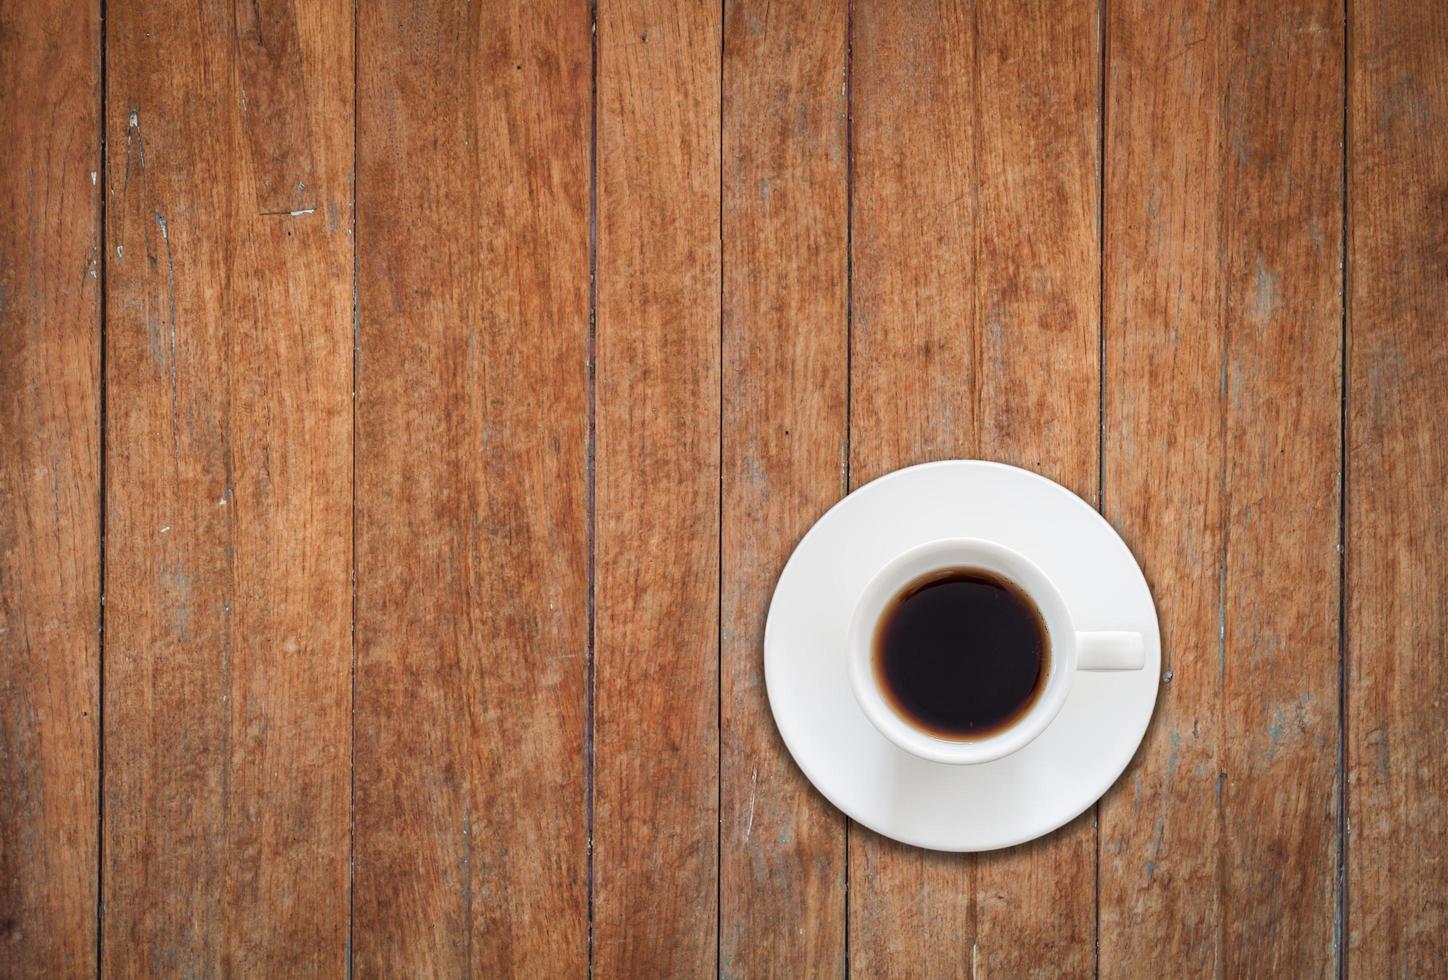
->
[3,0,1444,976]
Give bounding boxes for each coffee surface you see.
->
[873,568,1048,740]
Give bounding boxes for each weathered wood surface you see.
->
[847,3,980,969]
[354,0,591,975]
[968,0,1102,973]
[1099,0,1345,975]
[102,0,354,974]
[594,1,721,975]
[2,1,1445,976]
[850,0,1101,974]
[720,0,848,975]
[1347,0,1448,974]
[0,0,100,973]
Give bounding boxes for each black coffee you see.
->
[873,568,1048,740]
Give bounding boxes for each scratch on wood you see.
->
[247,0,266,47]
[743,769,757,842]
[1145,817,1165,881]
[154,211,181,464]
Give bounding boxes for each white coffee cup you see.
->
[847,537,1145,765]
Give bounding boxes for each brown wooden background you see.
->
[2,0,1445,975]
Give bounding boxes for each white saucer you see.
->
[764,460,1161,851]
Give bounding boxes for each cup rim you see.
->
[846,537,1076,765]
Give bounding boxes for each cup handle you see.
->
[1076,631,1145,671]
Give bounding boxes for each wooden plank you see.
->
[1347,0,1448,973]
[354,5,476,970]
[970,0,1101,972]
[0,0,101,972]
[849,0,1100,972]
[594,0,721,973]
[1100,0,1343,973]
[1216,1,1342,970]
[849,1,977,969]
[719,0,847,974]
[102,0,353,973]
[849,0,976,487]
[1098,3,1225,967]
[353,0,591,975]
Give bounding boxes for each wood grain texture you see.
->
[720,0,848,974]
[850,0,975,488]
[970,0,1101,973]
[8,1,1447,972]
[1099,4,1225,968]
[0,0,101,973]
[848,2,977,970]
[1348,0,1448,973]
[103,0,353,973]
[1100,0,1343,974]
[1217,1,1342,970]
[235,0,319,215]
[594,0,721,974]
[849,0,1100,973]
[353,0,590,975]
[847,0,976,971]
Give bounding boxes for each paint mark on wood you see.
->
[124,109,146,190]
